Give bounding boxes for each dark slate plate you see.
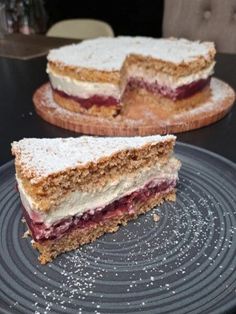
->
[0,142,236,314]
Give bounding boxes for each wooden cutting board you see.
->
[33,78,235,136]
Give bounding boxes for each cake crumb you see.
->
[22,230,30,238]
[153,213,160,222]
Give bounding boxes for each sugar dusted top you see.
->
[47,36,215,71]
[12,135,175,183]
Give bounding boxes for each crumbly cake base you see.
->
[32,190,176,264]
[53,90,120,118]
[122,85,211,116]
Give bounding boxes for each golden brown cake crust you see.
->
[32,189,176,264]
[48,46,215,83]
[14,138,175,212]
[48,61,120,84]
[123,53,215,77]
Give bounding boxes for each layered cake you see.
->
[12,135,181,263]
[47,36,216,117]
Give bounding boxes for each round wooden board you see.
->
[33,78,235,136]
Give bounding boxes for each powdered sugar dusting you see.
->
[12,134,175,183]
[48,37,214,71]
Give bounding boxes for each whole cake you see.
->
[47,36,216,117]
[12,135,181,263]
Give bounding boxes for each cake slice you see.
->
[47,36,215,117]
[12,135,181,264]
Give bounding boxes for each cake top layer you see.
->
[12,135,175,183]
[47,36,215,71]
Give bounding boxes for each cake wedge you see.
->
[12,135,181,264]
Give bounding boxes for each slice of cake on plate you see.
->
[12,135,181,263]
[47,36,215,117]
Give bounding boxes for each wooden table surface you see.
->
[0,33,80,59]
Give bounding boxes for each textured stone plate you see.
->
[0,143,236,314]
[33,78,235,136]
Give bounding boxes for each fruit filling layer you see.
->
[23,179,176,242]
[52,75,211,109]
[53,88,120,108]
[127,77,211,100]
[18,158,180,226]
[53,77,210,109]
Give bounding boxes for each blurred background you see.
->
[0,0,236,53]
[1,0,164,37]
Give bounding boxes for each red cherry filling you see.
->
[52,88,120,108]
[127,77,211,100]
[51,75,210,110]
[23,179,176,242]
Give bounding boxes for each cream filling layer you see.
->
[47,62,214,101]
[47,67,121,99]
[17,158,180,227]
[125,62,215,89]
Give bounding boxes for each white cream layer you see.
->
[126,62,215,89]
[47,62,214,101]
[47,67,121,99]
[17,158,180,227]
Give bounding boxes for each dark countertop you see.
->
[0,53,236,166]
